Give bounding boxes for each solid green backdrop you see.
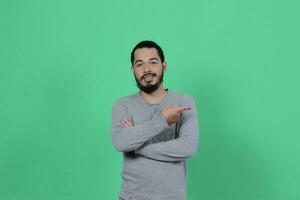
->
[1,0,299,199]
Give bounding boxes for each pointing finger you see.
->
[177,106,191,113]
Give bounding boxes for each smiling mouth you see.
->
[142,74,156,81]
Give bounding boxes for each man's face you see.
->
[132,48,166,94]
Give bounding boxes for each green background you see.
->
[1,0,299,199]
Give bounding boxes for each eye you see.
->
[151,61,158,65]
[135,62,144,67]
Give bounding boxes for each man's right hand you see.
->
[161,105,191,125]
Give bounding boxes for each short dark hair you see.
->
[131,40,165,65]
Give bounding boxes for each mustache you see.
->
[141,73,157,80]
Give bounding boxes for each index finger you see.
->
[177,106,191,112]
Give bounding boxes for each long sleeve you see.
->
[135,96,199,162]
[110,99,169,152]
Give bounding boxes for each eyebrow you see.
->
[149,58,159,61]
[134,60,143,64]
[134,57,159,64]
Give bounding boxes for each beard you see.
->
[134,71,164,94]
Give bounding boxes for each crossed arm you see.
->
[111,97,199,162]
[110,100,169,152]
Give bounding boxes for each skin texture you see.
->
[120,47,191,127]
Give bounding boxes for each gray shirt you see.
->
[111,89,199,200]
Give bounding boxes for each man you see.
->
[111,40,199,200]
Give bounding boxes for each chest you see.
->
[128,104,177,143]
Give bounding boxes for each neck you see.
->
[139,85,167,104]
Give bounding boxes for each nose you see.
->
[143,63,151,73]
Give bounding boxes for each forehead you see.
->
[134,48,160,61]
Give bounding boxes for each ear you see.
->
[162,61,167,72]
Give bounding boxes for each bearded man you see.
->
[111,40,199,200]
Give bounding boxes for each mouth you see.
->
[142,74,156,82]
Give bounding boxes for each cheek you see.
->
[134,70,142,79]
[154,69,163,77]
